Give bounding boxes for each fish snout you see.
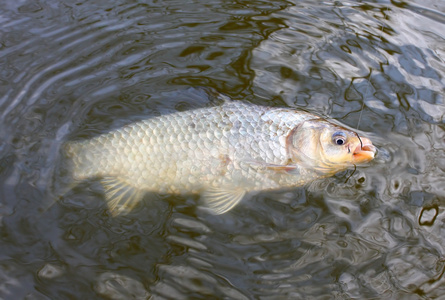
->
[352,137,376,163]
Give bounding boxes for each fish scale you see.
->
[63,98,376,215]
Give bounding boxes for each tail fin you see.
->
[47,140,91,203]
[41,141,80,213]
[50,143,79,201]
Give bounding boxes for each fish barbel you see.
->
[63,94,376,215]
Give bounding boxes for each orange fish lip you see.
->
[352,138,376,163]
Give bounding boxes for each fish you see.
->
[61,92,376,215]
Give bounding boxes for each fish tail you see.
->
[44,140,90,210]
[50,140,97,197]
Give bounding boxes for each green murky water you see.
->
[0,0,444,298]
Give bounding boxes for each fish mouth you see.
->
[352,137,376,163]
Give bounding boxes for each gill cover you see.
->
[286,119,356,174]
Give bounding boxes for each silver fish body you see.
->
[64,99,376,214]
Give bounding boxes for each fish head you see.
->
[288,119,376,174]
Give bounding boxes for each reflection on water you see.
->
[0,0,444,298]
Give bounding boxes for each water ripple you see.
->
[0,0,444,298]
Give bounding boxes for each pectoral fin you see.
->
[201,187,246,215]
[101,177,145,216]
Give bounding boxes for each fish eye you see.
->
[332,132,347,146]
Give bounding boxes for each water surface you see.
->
[0,0,444,298]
